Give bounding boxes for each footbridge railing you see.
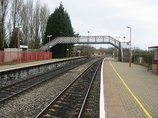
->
[40,36,120,50]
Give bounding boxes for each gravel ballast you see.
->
[0,59,98,118]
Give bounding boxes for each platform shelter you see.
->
[148,46,158,74]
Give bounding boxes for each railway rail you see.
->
[0,57,99,104]
[35,58,103,118]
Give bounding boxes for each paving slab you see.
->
[103,58,158,118]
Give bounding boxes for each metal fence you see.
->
[0,51,52,63]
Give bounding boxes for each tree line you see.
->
[0,0,50,50]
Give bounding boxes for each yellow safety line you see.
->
[109,60,152,118]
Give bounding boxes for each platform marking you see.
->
[100,58,106,118]
[109,60,152,118]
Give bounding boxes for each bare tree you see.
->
[40,4,49,43]
[31,0,41,49]
[0,0,10,49]
[31,0,49,49]
[20,0,33,47]
[9,0,23,48]
[27,0,34,49]
[3,0,50,49]
[11,0,22,28]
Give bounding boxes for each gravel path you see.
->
[0,59,97,118]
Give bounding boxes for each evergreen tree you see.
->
[43,3,78,57]
[9,28,22,48]
[9,28,18,48]
[43,3,75,44]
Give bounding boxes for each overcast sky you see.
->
[41,0,158,50]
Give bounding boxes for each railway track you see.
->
[0,57,98,104]
[35,58,103,118]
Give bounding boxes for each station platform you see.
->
[0,59,60,72]
[0,57,80,72]
[102,58,158,118]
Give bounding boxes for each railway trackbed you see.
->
[0,58,97,105]
[35,58,103,118]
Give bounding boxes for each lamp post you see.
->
[15,26,22,62]
[60,32,62,36]
[47,35,52,51]
[66,48,69,57]
[87,31,90,42]
[15,26,21,50]
[116,36,121,60]
[123,36,126,43]
[126,26,132,67]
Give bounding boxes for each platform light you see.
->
[47,35,52,51]
[126,26,132,67]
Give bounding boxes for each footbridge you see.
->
[40,36,127,61]
[41,36,120,50]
